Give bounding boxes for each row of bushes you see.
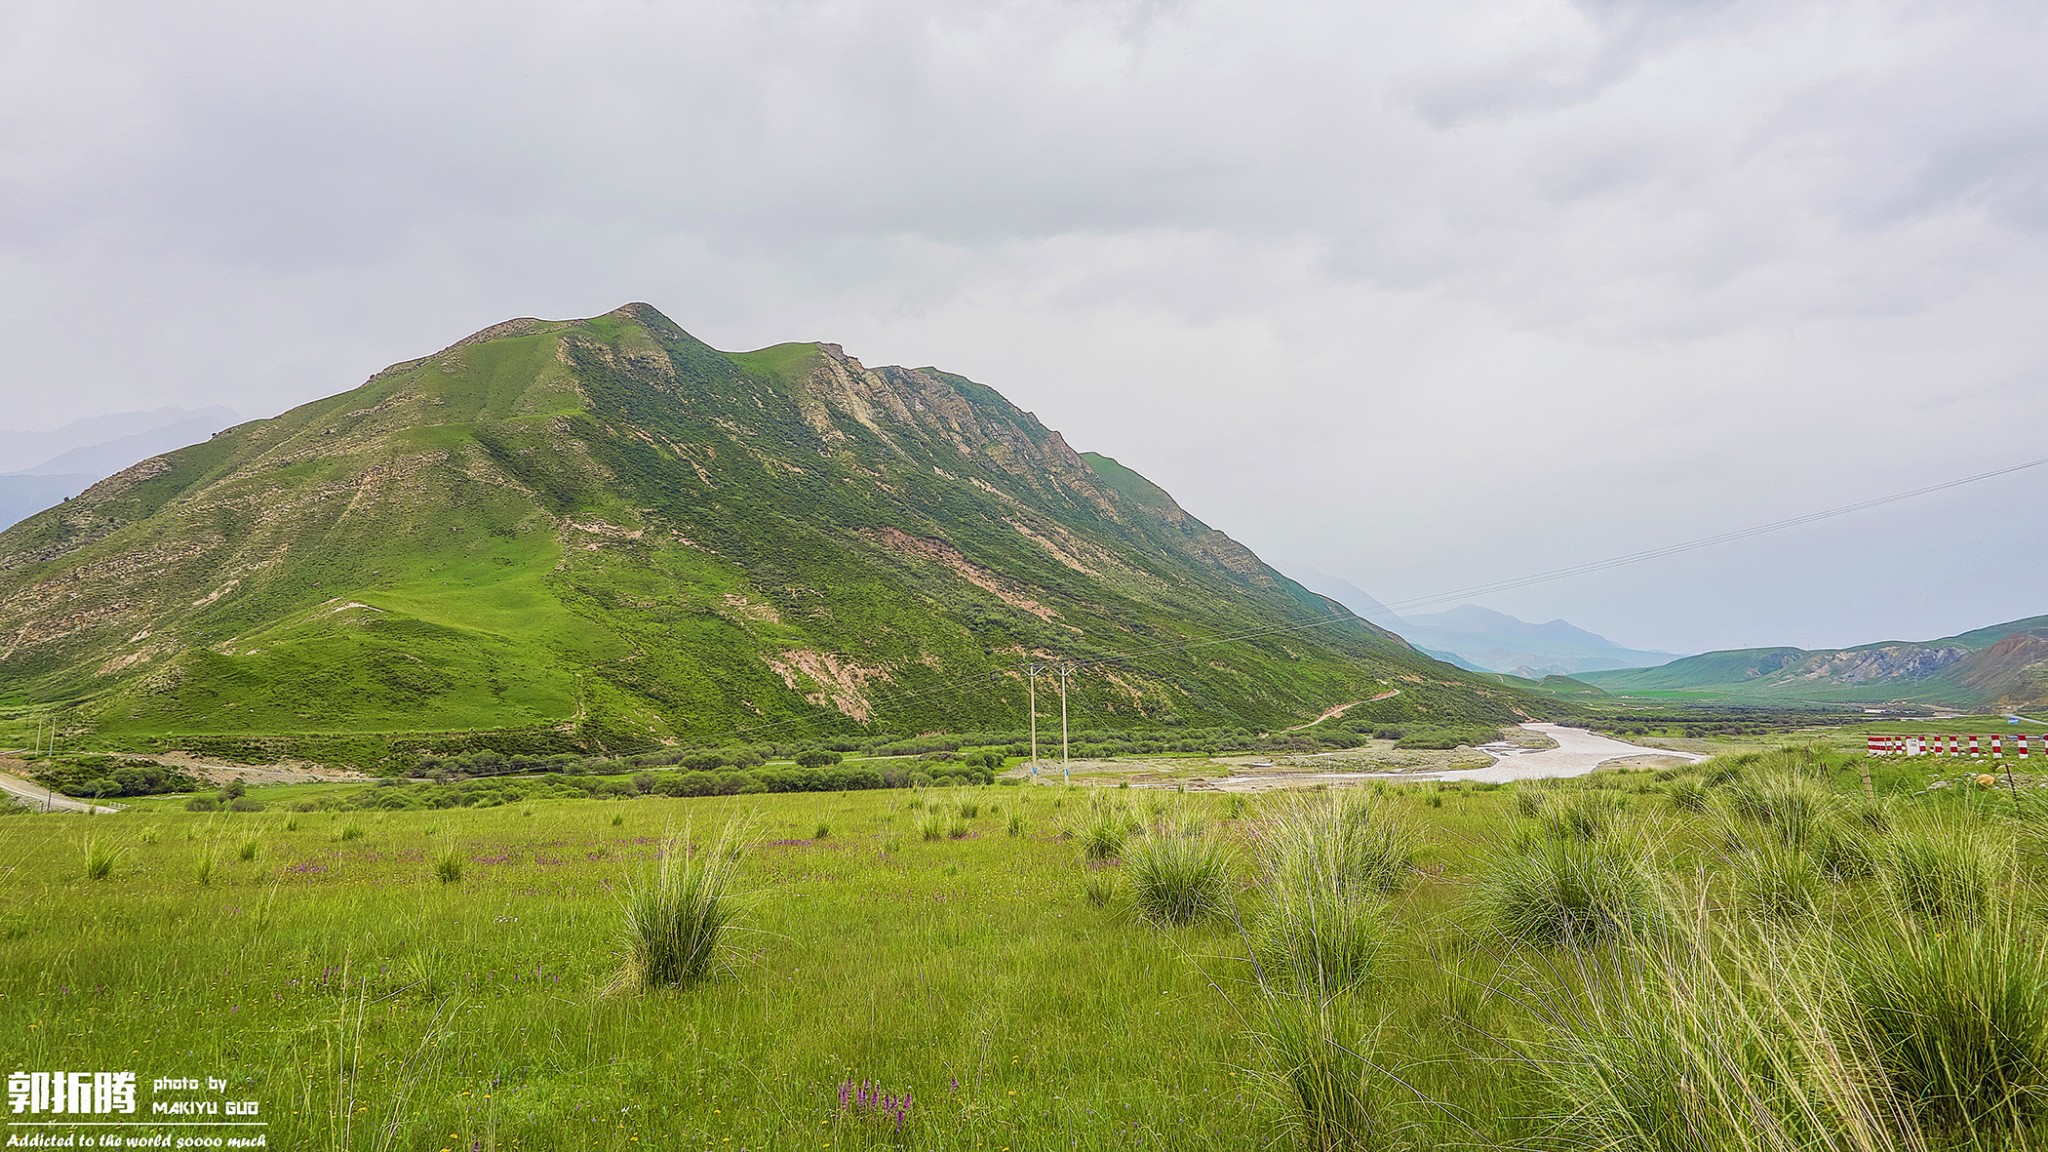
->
[328,760,1001,811]
[32,758,201,799]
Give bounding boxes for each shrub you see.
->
[1260,792,1415,897]
[620,826,744,990]
[1254,885,1390,1003]
[185,796,219,813]
[1515,929,1861,1152]
[1083,870,1116,908]
[1732,779,1823,847]
[1254,997,1400,1152]
[1667,779,1710,813]
[1879,824,2000,925]
[1393,724,1500,750]
[1848,915,2048,1135]
[1472,839,1661,947]
[83,836,120,881]
[32,759,201,800]
[795,749,843,769]
[1810,819,1880,881]
[1080,798,1137,861]
[1541,792,1623,843]
[1123,826,1232,926]
[1732,843,1821,921]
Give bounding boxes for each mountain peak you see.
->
[0,304,1511,756]
[599,301,683,331]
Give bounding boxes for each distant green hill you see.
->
[1577,617,2048,710]
[0,304,1529,759]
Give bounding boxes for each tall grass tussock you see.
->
[1122,813,1232,926]
[619,823,746,991]
[1846,913,2048,1136]
[1472,837,1662,946]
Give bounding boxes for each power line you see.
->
[654,451,2048,744]
[1063,450,2048,671]
[1376,452,2048,616]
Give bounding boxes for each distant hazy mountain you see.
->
[1395,605,1685,678]
[0,406,239,529]
[1578,616,2048,711]
[1283,563,1406,627]
[1283,566,1682,678]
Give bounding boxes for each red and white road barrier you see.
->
[1867,732,2037,758]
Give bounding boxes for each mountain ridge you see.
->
[0,303,1528,758]
[1578,615,2048,709]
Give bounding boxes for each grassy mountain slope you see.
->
[0,305,1527,754]
[1577,615,2048,709]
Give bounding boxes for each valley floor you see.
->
[4,745,2044,1150]
[1019,723,1698,792]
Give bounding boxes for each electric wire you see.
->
[662,452,2048,745]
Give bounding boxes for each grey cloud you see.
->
[0,0,2043,652]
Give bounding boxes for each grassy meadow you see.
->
[5,749,2047,1151]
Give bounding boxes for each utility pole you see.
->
[1057,664,1074,785]
[1019,662,1055,778]
[1027,668,1038,775]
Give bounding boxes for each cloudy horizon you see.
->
[3,0,2043,656]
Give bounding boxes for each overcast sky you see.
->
[3,0,2044,654]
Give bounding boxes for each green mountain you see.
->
[1577,616,2048,710]
[0,304,1526,758]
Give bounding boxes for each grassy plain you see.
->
[3,750,2046,1150]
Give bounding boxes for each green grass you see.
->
[4,750,2044,1150]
